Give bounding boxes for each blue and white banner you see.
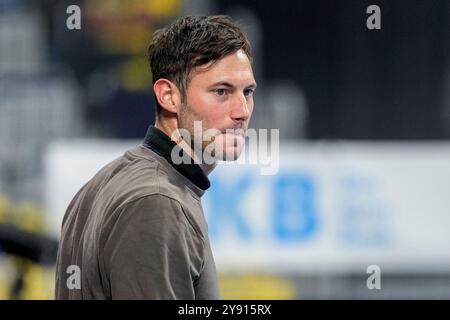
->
[45,141,450,273]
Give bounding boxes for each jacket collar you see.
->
[143,125,210,191]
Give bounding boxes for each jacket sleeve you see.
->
[103,194,205,299]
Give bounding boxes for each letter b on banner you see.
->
[274,174,318,242]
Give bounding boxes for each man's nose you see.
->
[230,93,250,122]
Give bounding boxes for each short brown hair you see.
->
[147,15,253,114]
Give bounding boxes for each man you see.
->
[55,15,256,299]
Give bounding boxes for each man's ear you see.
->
[153,79,182,114]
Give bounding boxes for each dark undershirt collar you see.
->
[143,125,210,191]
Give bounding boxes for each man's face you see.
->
[178,49,256,161]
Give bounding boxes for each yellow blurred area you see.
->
[86,0,182,17]
[83,0,183,92]
[0,199,44,232]
[0,258,55,300]
[120,57,153,91]
[0,250,53,300]
[219,273,297,300]
[0,197,10,223]
[85,0,182,55]
[20,264,55,300]
[0,196,55,299]
[146,0,183,17]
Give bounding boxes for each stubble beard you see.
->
[178,104,246,163]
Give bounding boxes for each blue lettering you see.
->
[274,174,318,242]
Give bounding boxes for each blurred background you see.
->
[0,0,450,299]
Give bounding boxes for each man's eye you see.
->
[244,88,254,97]
[216,89,227,96]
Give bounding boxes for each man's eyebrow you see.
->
[247,83,257,90]
[209,81,258,89]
